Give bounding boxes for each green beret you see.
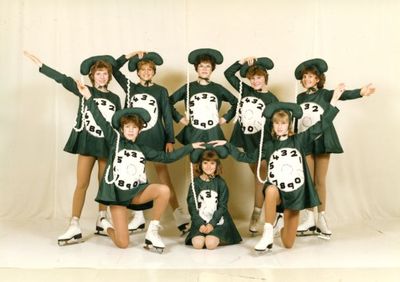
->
[111,107,151,129]
[239,57,274,78]
[80,55,117,75]
[263,102,303,119]
[294,58,328,80]
[188,48,223,65]
[128,52,163,72]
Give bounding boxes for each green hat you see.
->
[263,102,303,119]
[189,144,228,163]
[239,57,274,78]
[80,55,117,75]
[128,52,163,72]
[294,58,328,80]
[188,48,223,65]
[111,107,151,129]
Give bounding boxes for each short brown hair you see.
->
[137,60,156,74]
[194,54,216,71]
[246,66,269,84]
[119,115,145,134]
[88,60,112,86]
[196,150,222,176]
[301,66,326,89]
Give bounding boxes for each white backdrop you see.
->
[1,0,399,224]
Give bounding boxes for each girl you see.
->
[224,56,279,234]
[294,58,376,237]
[24,51,121,246]
[77,81,204,251]
[112,51,188,234]
[215,84,345,251]
[185,150,241,249]
[169,48,238,162]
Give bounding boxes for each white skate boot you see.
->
[128,210,146,233]
[316,211,332,240]
[173,207,190,235]
[254,223,273,252]
[296,210,317,236]
[57,217,83,246]
[143,220,165,254]
[95,211,110,236]
[249,207,262,235]
[273,213,284,237]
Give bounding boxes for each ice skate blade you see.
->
[57,234,83,247]
[254,243,273,253]
[317,233,331,240]
[143,240,164,254]
[128,223,145,234]
[94,226,109,237]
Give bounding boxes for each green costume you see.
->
[85,95,193,210]
[296,88,362,155]
[39,64,121,158]
[185,176,242,246]
[112,55,174,151]
[224,61,278,153]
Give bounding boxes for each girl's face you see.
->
[122,122,140,141]
[201,160,217,176]
[301,72,319,89]
[273,120,289,137]
[249,75,266,91]
[197,62,213,80]
[93,68,110,88]
[138,64,155,82]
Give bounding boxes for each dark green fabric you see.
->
[169,81,237,145]
[263,102,303,120]
[111,108,151,129]
[224,61,279,153]
[294,58,328,80]
[128,52,163,72]
[188,48,223,65]
[86,97,193,208]
[239,57,274,78]
[80,55,117,75]
[39,64,121,158]
[296,88,362,154]
[185,176,242,246]
[113,55,175,151]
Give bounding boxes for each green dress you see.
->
[85,96,193,210]
[227,105,339,210]
[185,176,242,246]
[170,81,237,159]
[296,88,362,155]
[39,64,121,158]
[224,61,279,153]
[112,55,175,151]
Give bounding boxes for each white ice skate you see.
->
[95,213,111,236]
[173,207,190,236]
[254,223,273,253]
[96,216,113,236]
[57,219,83,246]
[143,220,165,254]
[296,210,317,236]
[273,213,284,237]
[249,207,261,235]
[316,211,332,240]
[128,210,146,233]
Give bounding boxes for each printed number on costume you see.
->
[297,102,324,133]
[197,190,224,225]
[268,148,304,192]
[129,93,158,131]
[84,98,116,137]
[238,97,266,134]
[189,93,219,130]
[113,149,147,190]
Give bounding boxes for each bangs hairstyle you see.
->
[119,114,145,133]
[271,110,295,139]
[301,66,326,89]
[137,60,157,74]
[246,65,269,84]
[194,54,216,71]
[89,60,112,86]
[196,150,222,176]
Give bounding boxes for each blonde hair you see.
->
[271,110,295,139]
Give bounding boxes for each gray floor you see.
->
[1,217,399,281]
